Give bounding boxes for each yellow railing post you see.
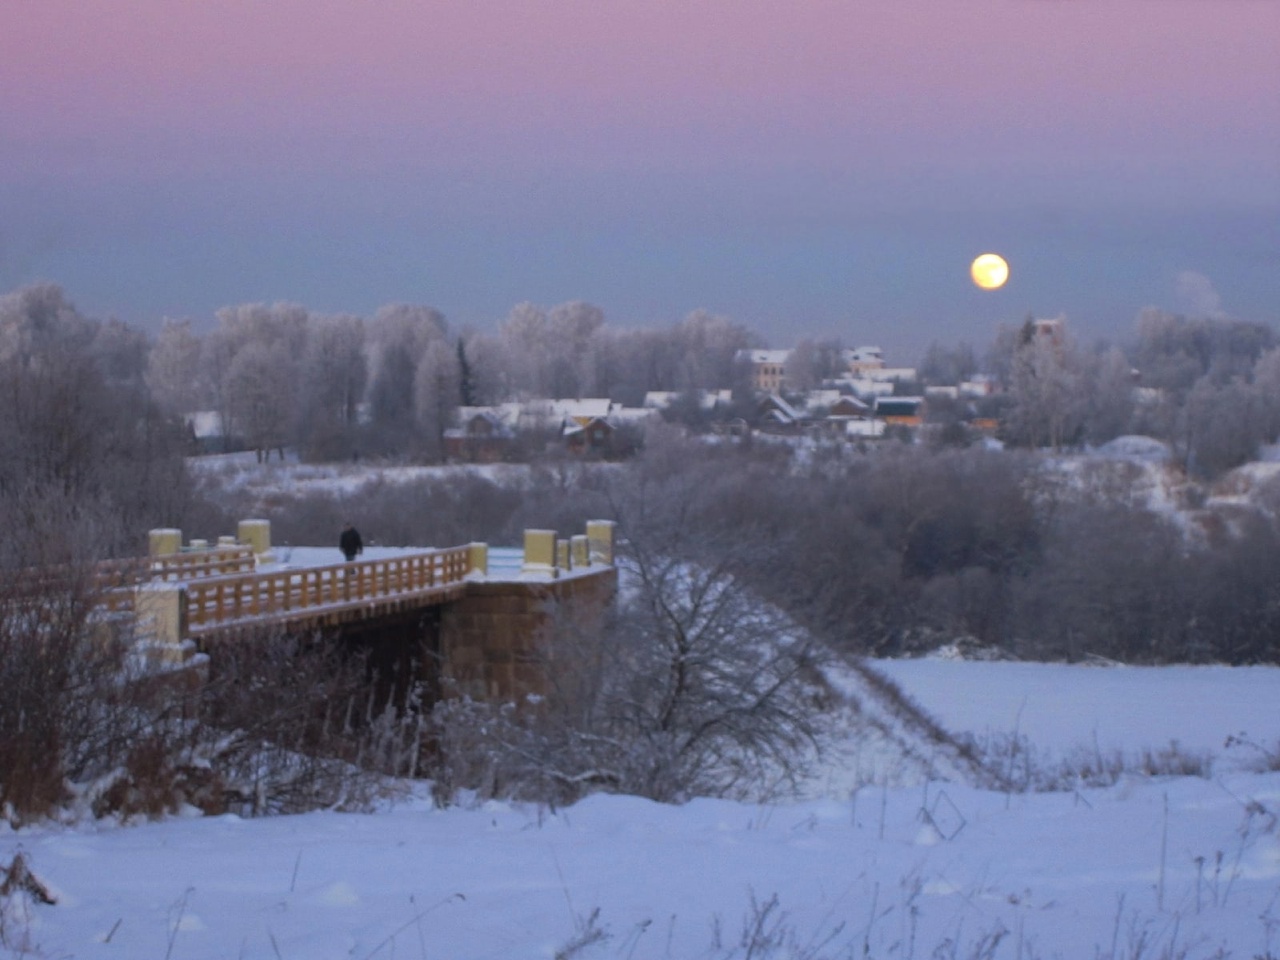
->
[521,529,558,579]
[238,519,274,563]
[134,582,189,656]
[149,528,182,557]
[571,535,589,568]
[586,520,616,565]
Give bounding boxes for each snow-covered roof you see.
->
[1093,435,1172,463]
[608,406,659,424]
[546,398,616,420]
[803,389,844,408]
[457,404,523,428]
[643,389,732,411]
[759,393,802,422]
[846,418,887,438]
[738,348,791,365]
[861,367,917,382]
[847,378,895,398]
[959,378,995,397]
[184,411,225,439]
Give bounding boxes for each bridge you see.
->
[118,520,619,705]
[181,546,473,637]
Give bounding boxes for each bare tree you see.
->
[604,525,826,801]
[425,455,826,805]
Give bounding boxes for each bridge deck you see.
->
[183,546,473,637]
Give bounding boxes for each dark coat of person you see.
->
[340,524,363,562]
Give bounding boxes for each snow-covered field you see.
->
[188,452,537,502]
[874,659,1280,765]
[3,661,1278,959]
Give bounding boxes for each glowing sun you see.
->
[970,253,1009,290]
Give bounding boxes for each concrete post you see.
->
[468,542,489,577]
[586,520,616,565]
[521,529,558,579]
[556,539,571,571]
[134,582,189,662]
[571,534,590,568]
[149,528,182,557]
[238,519,274,562]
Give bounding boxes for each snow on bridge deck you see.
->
[260,545,528,580]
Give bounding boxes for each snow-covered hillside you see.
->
[3,661,1277,959]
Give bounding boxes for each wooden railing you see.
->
[93,546,259,613]
[185,546,473,635]
[94,546,257,585]
[147,546,258,581]
[12,546,257,611]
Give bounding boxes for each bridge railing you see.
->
[146,546,258,581]
[185,545,472,635]
[10,546,258,611]
[99,546,259,614]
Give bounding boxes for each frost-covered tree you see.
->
[458,331,506,405]
[225,341,295,462]
[676,309,755,391]
[602,526,824,801]
[0,284,191,554]
[366,303,447,451]
[500,302,551,398]
[90,318,149,389]
[1003,325,1086,451]
[1084,346,1136,445]
[1252,347,1280,444]
[547,300,604,398]
[0,283,95,367]
[1180,376,1267,478]
[413,337,461,463]
[427,452,825,805]
[147,319,205,415]
[205,303,310,456]
[919,340,977,386]
[297,314,366,461]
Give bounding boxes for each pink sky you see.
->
[5,1,1273,175]
[1,0,1277,351]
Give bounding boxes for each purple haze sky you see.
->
[1,0,1277,359]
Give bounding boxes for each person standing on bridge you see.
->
[340,523,363,562]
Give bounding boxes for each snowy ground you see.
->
[266,546,527,579]
[3,661,1278,959]
[873,659,1280,769]
[188,453,537,506]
